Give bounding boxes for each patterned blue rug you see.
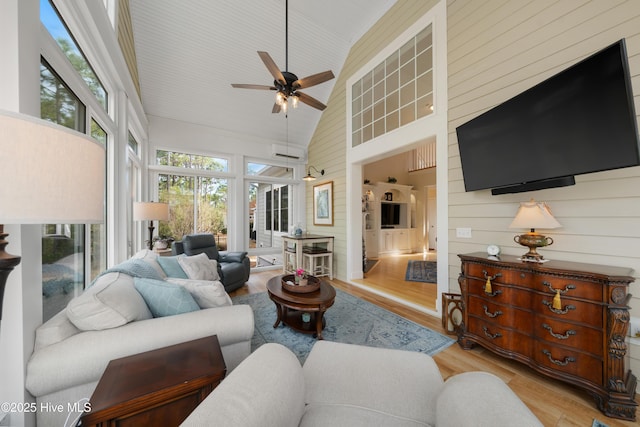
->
[405,260,437,283]
[232,288,454,363]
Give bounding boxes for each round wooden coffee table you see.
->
[266,275,336,339]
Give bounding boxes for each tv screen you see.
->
[381,203,400,227]
[456,39,640,194]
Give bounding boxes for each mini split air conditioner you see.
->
[271,143,306,162]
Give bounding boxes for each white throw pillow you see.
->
[166,278,232,308]
[66,272,152,331]
[131,248,166,278]
[178,253,220,281]
[34,310,80,351]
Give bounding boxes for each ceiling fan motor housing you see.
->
[275,71,300,95]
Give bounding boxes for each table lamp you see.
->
[0,110,106,320]
[509,199,561,262]
[133,202,170,250]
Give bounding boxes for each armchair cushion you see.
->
[183,234,220,260]
[219,251,248,263]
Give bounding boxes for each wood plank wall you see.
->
[308,0,640,368]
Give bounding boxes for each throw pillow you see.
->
[34,310,80,351]
[134,277,200,317]
[178,253,220,281]
[66,272,153,331]
[166,278,232,308]
[157,255,189,279]
[132,249,166,278]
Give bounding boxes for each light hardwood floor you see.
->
[231,270,639,427]
[353,252,438,311]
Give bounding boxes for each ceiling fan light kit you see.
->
[231,0,334,113]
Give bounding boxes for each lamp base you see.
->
[0,225,22,320]
[514,231,554,263]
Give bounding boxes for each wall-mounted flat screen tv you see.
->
[456,39,640,195]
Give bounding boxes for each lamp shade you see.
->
[0,110,105,224]
[133,202,170,221]
[509,199,561,230]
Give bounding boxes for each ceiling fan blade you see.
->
[293,70,335,90]
[272,103,281,114]
[258,51,286,86]
[231,84,276,90]
[296,91,327,111]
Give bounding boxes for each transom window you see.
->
[157,150,228,172]
[351,25,433,147]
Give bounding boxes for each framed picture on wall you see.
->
[313,181,333,226]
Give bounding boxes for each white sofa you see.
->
[25,250,254,427]
[181,341,543,427]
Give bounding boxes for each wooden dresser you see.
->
[458,253,637,421]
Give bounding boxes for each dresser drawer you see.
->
[532,274,602,302]
[467,278,532,309]
[533,341,602,386]
[532,293,602,328]
[468,320,533,355]
[534,316,603,357]
[466,263,528,286]
[468,296,533,332]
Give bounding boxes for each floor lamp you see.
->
[133,202,170,250]
[0,110,105,320]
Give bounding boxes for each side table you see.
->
[81,335,226,427]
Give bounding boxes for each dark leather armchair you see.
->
[172,234,250,292]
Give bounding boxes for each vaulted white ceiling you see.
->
[129,0,396,149]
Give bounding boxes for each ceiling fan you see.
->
[231,0,335,114]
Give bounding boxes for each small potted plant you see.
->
[153,235,174,250]
[295,268,308,286]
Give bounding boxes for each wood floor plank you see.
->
[230,269,639,426]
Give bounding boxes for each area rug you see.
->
[405,260,437,283]
[231,288,454,363]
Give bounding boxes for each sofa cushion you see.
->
[66,272,152,331]
[131,249,167,278]
[303,341,444,427]
[435,372,543,427]
[181,343,304,427]
[134,277,201,317]
[178,253,220,281]
[300,404,431,427]
[34,310,80,351]
[157,255,188,278]
[165,278,232,308]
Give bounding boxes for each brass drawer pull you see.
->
[542,349,576,366]
[482,326,502,339]
[482,270,502,294]
[542,323,577,340]
[543,281,576,294]
[482,270,502,281]
[482,305,502,318]
[542,300,576,315]
[484,289,502,297]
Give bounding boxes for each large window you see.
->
[39,2,110,321]
[40,0,108,110]
[351,25,433,147]
[157,150,229,248]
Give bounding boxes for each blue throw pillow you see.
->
[157,255,188,279]
[133,277,200,317]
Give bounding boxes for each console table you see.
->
[458,253,637,420]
